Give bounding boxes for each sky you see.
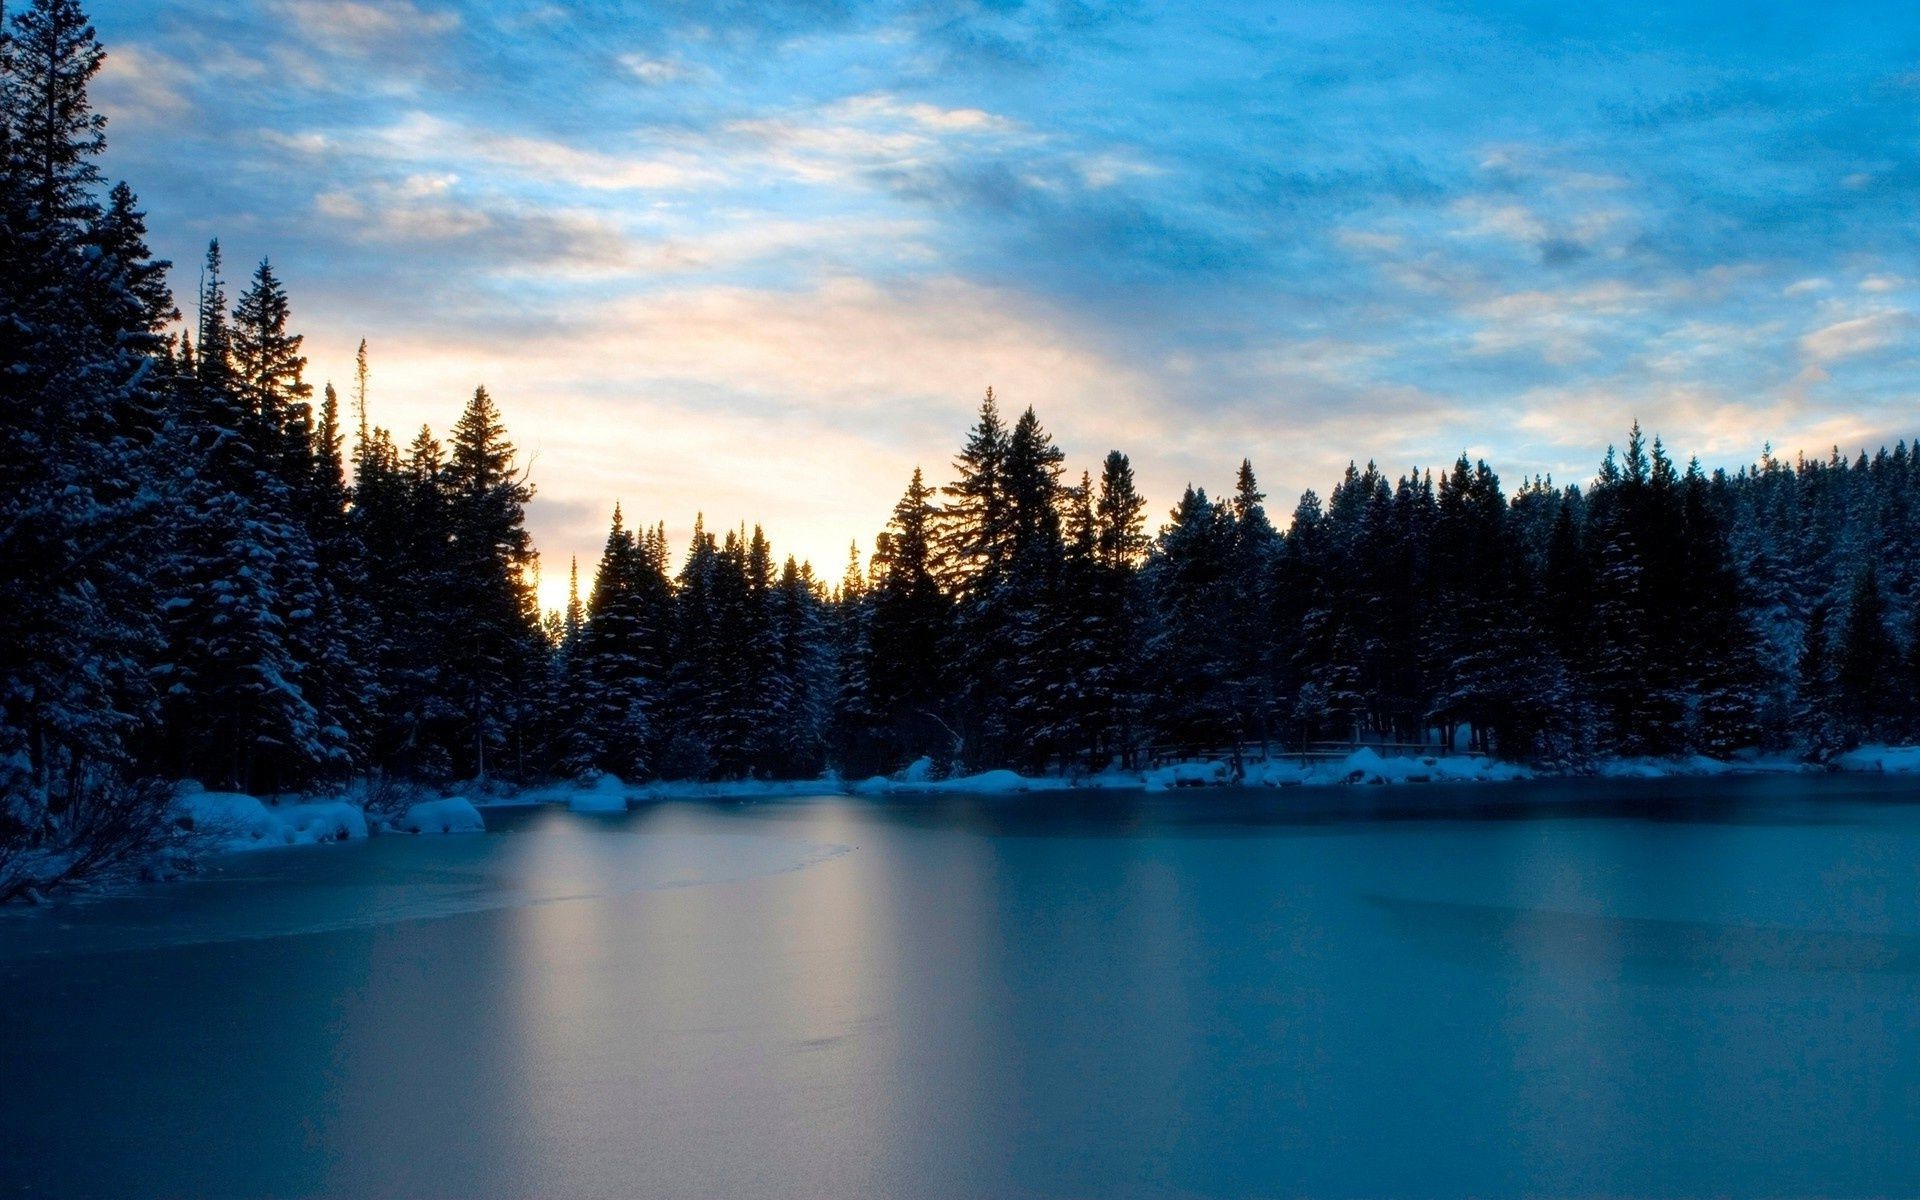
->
[90,0,1920,611]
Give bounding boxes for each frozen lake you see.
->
[6,774,1920,1198]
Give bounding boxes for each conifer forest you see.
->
[6,0,1920,895]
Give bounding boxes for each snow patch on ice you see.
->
[1834,745,1920,774]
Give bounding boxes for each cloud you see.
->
[272,0,461,46]
[712,92,1032,187]
[309,176,636,270]
[350,112,723,191]
[617,54,708,85]
[1799,311,1915,365]
[95,44,196,126]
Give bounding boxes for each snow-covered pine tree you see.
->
[1834,564,1897,746]
[1086,451,1148,769]
[1224,460,1281,750]
[865,468,955,772]
[440,386,541,780]
[1143,485,1236,756]
[661,517,720,779]
[828,541,880,773]
[155,248,335,790]
[570,505,657,780]
[1,1,173,828]
[996,406,1069,772]
[766,556,834,778]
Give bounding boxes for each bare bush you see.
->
[0,777,185,905]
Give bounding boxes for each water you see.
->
[5,774,1920,1198]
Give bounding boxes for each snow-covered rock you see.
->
[568,775,631,812]
[173,791,368,852]
[395,797,486,834]
[277,802,369,842]
[898,756,936,784]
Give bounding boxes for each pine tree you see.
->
[1794,603,1841,757]
[1682,462,1763,754]
[865,468,956,771]
[1834,565,1896,746]
[1143,486,1235,756]
[829,541,879,773]
[0,0,170,820]
[571,505,657,779]
[1085,451,1148,767]
[1224,460,1281,748]
[997,406,1069,770]
[767,556,833,777]
[441,386,540,780]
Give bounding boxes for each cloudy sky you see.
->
[92,0,1919,609]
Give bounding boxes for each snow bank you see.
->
[643,776,845,800]
[1834,745,1920,774]
[568,775,632,813]
[395,797,485,835]
[1595,755,1739,779]
[173,790,368,852]
[898,756,936,784]
[937,769,1030,793]
[855,768,1065,796]
[1143,761,1233,790]
[1306,748,1532,786]
[1140,749,1532,791]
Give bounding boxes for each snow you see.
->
[1834,745,1920,774]
[567,775,632,813]
[936,769,1030,793]
[407,741,1920,818]
[1596,755,1738,779]
[1221,748,1531,789]
[1143,761,1233,790]
[394,797,486,835]
[898,756,936,783]
[855,768,1053,795]
[173,789,367,852]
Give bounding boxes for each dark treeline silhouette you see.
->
[821,394,1920,777]
[5,1,1920,894]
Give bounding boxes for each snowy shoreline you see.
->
[172,785,485,855]
[494,743,1920,811]
[169,744,1920,855]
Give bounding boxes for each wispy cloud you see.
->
[271,0,460,47]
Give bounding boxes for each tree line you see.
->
[821,395,1920,776]
[6,0,1920,887]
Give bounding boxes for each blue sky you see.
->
[92,0,1920,606]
